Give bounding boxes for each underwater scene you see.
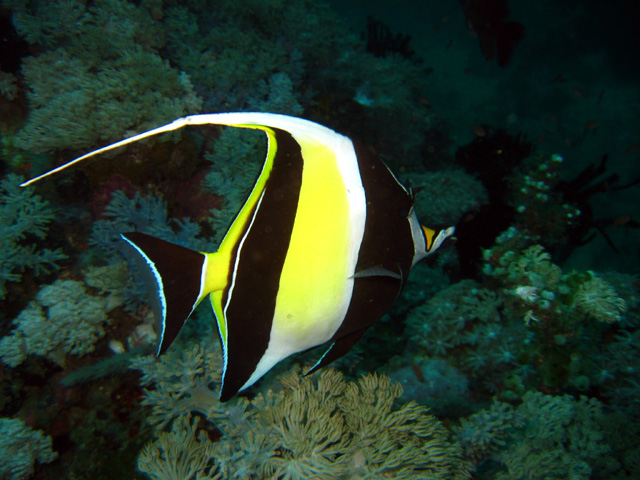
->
[1,0,639,478]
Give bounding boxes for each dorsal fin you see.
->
[353,266,402,280]
[20,113,347,187]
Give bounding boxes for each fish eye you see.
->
[398,206,410,218]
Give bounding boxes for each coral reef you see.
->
[8,0,202,153]
[14,47,202,153]
[405,279,531,400]
[573,274,628,323]
[454,392,616,479]
[0,1,638,479]
[483,232,629,332]
[0,417,57,480]
[454,399,519,463]
[401,168,489,225]
[137,415,218,480]
[407,280,503,359]
[132,340,471,479]
[90,189,210,257]
[403,225,637,405]
[391,358,470,416]
[0,173,66,299]
[0,278,113,367]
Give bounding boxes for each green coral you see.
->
[455,392,615,480]
[0,279,110,367]
[454,399,520,462]
[14,46,201,153]
[7,0,202,153]
[497,392,614,480]
[0,417,57,480]
[162,3,295,105]
[160,0,345,107]
[401,168,488,225]
[132,341,471,479]
[483,234,628,329]
[405,278,531,395]
[0,173,66,299]
[6,0,164,57]
[407,279,503,356]
[130,341,236,431]
[137,415,219,480]
[409,231,633,398]
[477,233,638,393]
[573,273,628,323]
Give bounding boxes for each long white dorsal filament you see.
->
[19,112,334,187]
[19,117,197,187]
[19,115,226,187]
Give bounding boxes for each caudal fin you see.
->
[121,232,208,355]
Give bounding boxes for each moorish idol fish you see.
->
[22,113,455,401]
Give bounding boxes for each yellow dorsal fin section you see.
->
[216,125,277,254]
[210,290,227,345]
[201,251,233,299]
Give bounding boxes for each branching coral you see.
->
[454,392,615,479]
[407,279,502,356]
[410,231,635,401]
[401,168,488,225]
[0,279,110,367]
[483,234,629,329]
[403,278,542,399]
[573,273,628,323]
[14,46,202,153]
[0,173,66,299]
[0,417,57,480]
[454,399,519,462]
[479,234,637,393]
[161,3,299,109]
[133,340,472,480]
[137,415,219,480]
[406,280,524,382]
[8,0,201,153]
[495,392,614,480]
[256,369,469,479]
[130,341,250,433]
[5,0,162,52]
[491,244,563,293]
[90,190,210,256]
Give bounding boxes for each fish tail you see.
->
[121,232,225,355]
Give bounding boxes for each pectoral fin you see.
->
[353,266,402,280]
[305,329,367,375]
